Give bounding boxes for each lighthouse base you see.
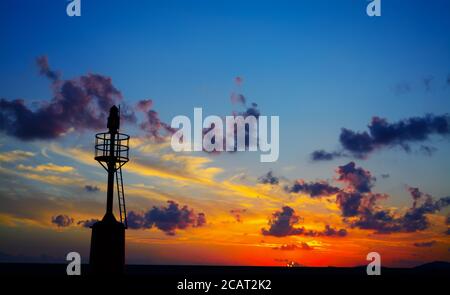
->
[89,214,125,275]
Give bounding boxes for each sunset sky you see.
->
[0,0,449,267]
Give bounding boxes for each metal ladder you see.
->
[116,165,128,228]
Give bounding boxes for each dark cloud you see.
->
[296,224,348,237]
[126,211,146,229]
[419,145,437,156]
[258,171,279,185]
[231,93,246,105]
[51,214,73,227]
[334,163,383,218]
[336,162,375,193]
[330,162,450,234]
[77,218,99,228]
[137,99,175,141]
[281,161,449,235]
[407,186,430,208]
[0,56,134,140]
[392,82,411,96]
[230,76,245,105]
[84,185,100,193]
[335,178,388,223]
[261,206,302,237]
[338,114,450,158]
[336,192,364,217]
[196,212,206,227]
[422,76,433,92]
[310,150,344,161]
[273,242,313,251]
[285,180,340,198]
[202,79,262,153]
[36,55,60,81]
[127,200,206,235]
[350,208,402,233]
[230,209,247,222]
[413,241,437,248]
[349,187,450,234]
[261,206,347,237]
[240,103,260,118]
[400,194,450,232]
[215,102,261,153]
[136,99,153,112]
[321,224,348,237]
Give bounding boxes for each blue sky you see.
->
[2,0,449,192]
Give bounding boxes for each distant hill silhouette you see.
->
[413,261,450,271]
[1,262,448,292]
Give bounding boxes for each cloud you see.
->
[136,99,153,112]
[310,150,344,161]
[413,241,437,248]
[400,193,450,232]
[422,76,434,92]
[261,206,303,237]
[446,216,450,235]
[0,150,35,163]
[392,82,411,95]
[240,103,260,118]
[419,145,437,156]
[0,56,132,140]
[336,192,364,217]
[84,185,100,193]
[284,180,340,197]
[234,76,243,86]
[340,114,450,158]
[127,200,206,235]
[77,218,99,228]
[137,99,175,141]
[407,186,430,208]
[322,162,450,234]
[230,76,245,105]
[273,242,313,251]
[126,211,147,229]
[36,56,60,81]
[258,171,279,185]
[332,164,380,226]
[312,114,450,160]
[51,214,74,227]
[321,225,348,237]
[255,162,449,235]
[348,186,450,233]
[16,163,75,173]
[336,162,375,193]
[261,206,347,237]
[231,93,246,105]
[230,209,247,222]
[48,142,283,205]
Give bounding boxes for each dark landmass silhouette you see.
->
[1,261,448,292]
[1,261,449,276]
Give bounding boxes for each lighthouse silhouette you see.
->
[90,105,130,274]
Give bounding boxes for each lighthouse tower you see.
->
[89,105,130,274]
